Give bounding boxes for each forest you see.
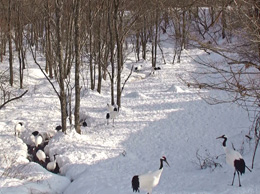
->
[1,0,259,133]
[0,0,260,193]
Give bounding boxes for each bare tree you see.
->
[15,0,26,89]
[74,0,81,134]
[187,1,259,108]
[55,0,67,133]
[44,0,54,79]
[8,0,13,86]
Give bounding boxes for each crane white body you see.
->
[109,110,118,120]
[31,131,43,147]
[138,169,163,193]
[47,155,57,171]
[36,149,46,163]
[223,146,243,168]
[47,154,60,173]
[14,122,23,137]
[134,65,142,71]
[107,104,114,113]
[47,160,56,171]
[35,135,43,147]
[132,156,169,194]
[106,106,119,126]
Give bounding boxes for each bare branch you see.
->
[29,45,60,99]
[0,90,28,109]
[121,64,134,94]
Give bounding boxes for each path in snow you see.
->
[64,54,254,194]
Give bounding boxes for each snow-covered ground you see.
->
[0,39,259,194]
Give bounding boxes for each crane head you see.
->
[216,134,227,139]
[161,156,170,167]
[32,131,39,136]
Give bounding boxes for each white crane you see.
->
[47,154,58,172]
[217,135,251,187]
[106,106,119,126]
[132,156,169,194]
[36,149,46,166]
[31,131,43,148]
[14,122,23,137]
[134,64,142,71]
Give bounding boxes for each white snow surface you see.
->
[0,41,259,194]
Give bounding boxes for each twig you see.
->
[194,149,222,171]
[121,64,134,94]
[0,90,28,109]
[29,45,60,99]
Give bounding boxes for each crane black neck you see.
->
[222,137,227,147]
[159,159,164,170]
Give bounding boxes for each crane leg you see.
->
[237,171,241,187]
[231,170,236,186]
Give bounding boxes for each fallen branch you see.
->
[194,149,222,171]
[0,90,28,109]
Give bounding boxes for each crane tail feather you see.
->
[234,159,245,175]
[132,175,140,192]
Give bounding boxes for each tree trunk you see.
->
[8,0,13,86]
[74,0,81,134]
[108,0,115,105]
[141,15,147,60]
[152,7,159,68]
[17,1,25,89]
[182,10,186,49]
[136,32,140,61]
[221,2,226,39]
[97,10,102,94]
[89,0,95,91]
[255,1,260,60]
[113,0,123,108]
[55,0,67,133]
[45,0,53,78]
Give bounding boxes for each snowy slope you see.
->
[0,41,259,194]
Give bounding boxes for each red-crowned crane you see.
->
[47,154,59,173]
[217,135,251,187]
[134,64,142,72]
[14,122,23,137]
[106,107,119,126]
[47,154,57,171]
[36,149,46,166]
[132,156,169,194]
[31,131,43,148]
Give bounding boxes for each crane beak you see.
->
[165,160,170,167]
[216,136,224,139]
